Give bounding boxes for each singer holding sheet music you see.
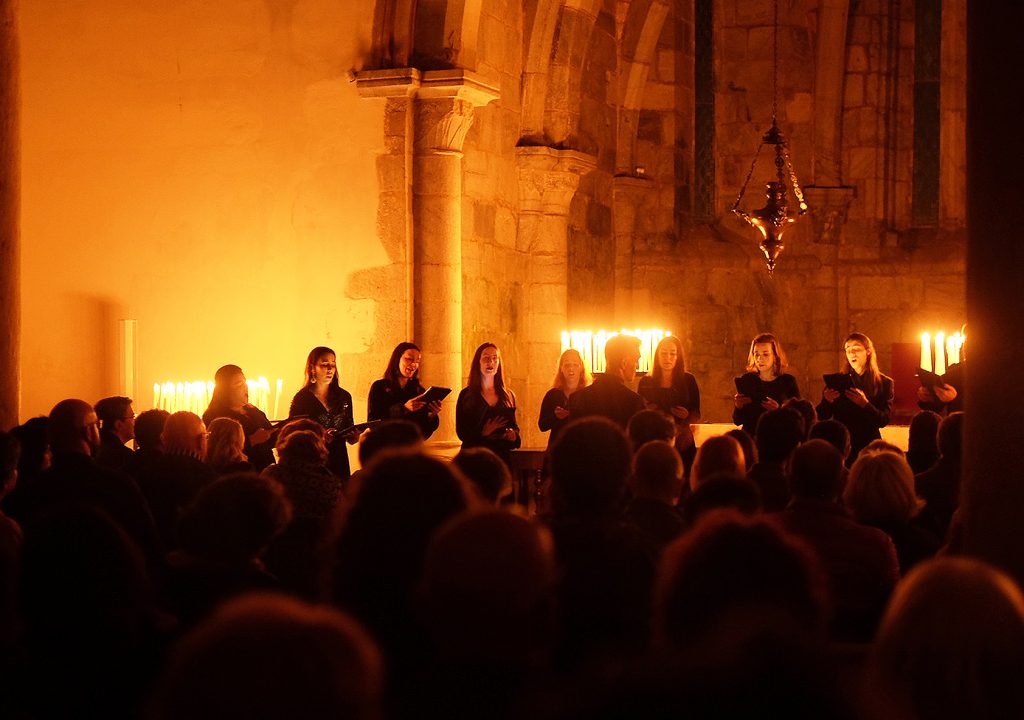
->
[816,332,894,465]
[732,333,801,436]
[289,346,361,479]
[367,342,442,439]
[456,342,521,465]
[637,335,701,466]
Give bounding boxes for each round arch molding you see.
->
[369,0,484,71]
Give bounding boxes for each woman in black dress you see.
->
[816,332,894,466]
[288,346,361,479]
[538,348,591,448]
[202,364,275,471]
[732,333,801,436]
[367,342,441,439]
[456,342,520,466]
[637,335,701,466]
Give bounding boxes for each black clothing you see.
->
[133,451,217,552]
[637,372,701,420]
[624,497,685,555]
[732,372,801,435]
[367,378,440,439]
[917,361,964,415]
[455,387,521,465]
[95,429,134,472]
[202,404,275,471]
[747,461,790,513]
[17,452,163,568]
[816,371,894,465]
[915,456,962,541]
[289,386,355,479]
[568,375,646,430]
[538,388,574,447]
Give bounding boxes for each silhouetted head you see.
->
[452,446,513,505]
[627,409,675,452]
[134,409,169,452]
[162,412,208,460]
[938,411,965,461]
[178,473,292,566]
[754,407,804,464]
[206,417,247,468]
[278,429,328,467]
[94,396,136,442]
[808,420,851,463]
[48,399,101,457]
[605,334,643,383]
[550,417,631,517]
[152,593,382,720]
[789,439,844,501]
[867,557,1024,720]
[631,440,684,503]
[680,474,762,529]
[844,450,922,527]
[782,398,816,440]
[725,428,758,470]
[691,435,746,491]
[655,510,828,651]
[419,511,556,662]
[357,419,422,468]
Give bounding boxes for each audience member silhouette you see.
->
[914,411,964,541]
[164,473,291,627]
[134,411,217,552]
[680,474,762,530]
[330,452,473,702]
[625,409,675,453]
[783,397,817,440]
[748,407,804,512]
[808,419,851,464]
[0,431,21,654]
[151,593,382,720]
[17,506,166,719]
[689,434,746,491]
[261,429,340,599]
[415,511,557,719]
[124,408,170,484]
[3,416,49,519]
[776,439,899,642]
[94,395,136,471]
[844,450,939,573]
[545,417,655,669]
[625,440,685,554]
[725,427,757,471]
[906,410,941,474]
[453,446,514,506]
[15,399,161,568]
[348,418,424,498]
[205,417,253,475]
[866,558,1024,720]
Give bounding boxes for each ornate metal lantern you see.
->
[731,0,808,275]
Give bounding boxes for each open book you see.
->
[413,386,452,405]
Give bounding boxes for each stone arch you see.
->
[615,0,671,174]
[519,0,603,147]
[369,0,484,71]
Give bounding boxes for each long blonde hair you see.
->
[206,417,247,467]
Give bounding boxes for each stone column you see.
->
[516,146,596,447]
[0,0,19,430]
[413,71,498,444]
[962,3,1024,583]
[611,175,651,325]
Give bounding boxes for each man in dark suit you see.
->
[568,334,645,429]
[94,395,136,471]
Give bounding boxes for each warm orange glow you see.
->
[153,376,285,418]
[561,329,671,374]
[919,330,964,373]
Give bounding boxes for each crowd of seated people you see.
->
[0,381,1015,720]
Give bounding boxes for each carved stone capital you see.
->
[803,185,856,244]
[516,146,597,215]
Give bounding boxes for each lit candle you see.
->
[920,332,931,372]
[274,378,283,420]
[153,383,160,410]
[934,332,946,376]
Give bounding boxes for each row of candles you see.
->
[561,329,672,375]
[920,331,964,375]
[152,377,285,420]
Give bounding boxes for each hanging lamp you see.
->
[731,0,808,275]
